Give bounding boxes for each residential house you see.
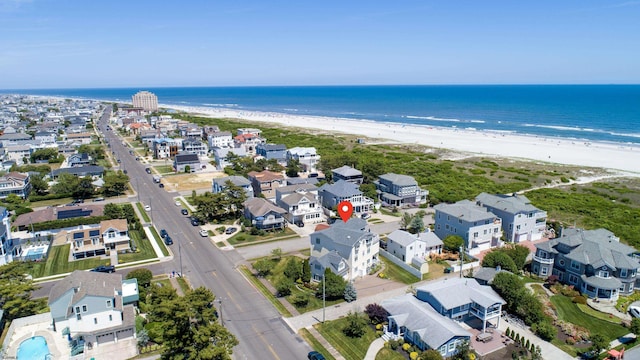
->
[275,183,323,225]
[4,144,31,165]
[243,197,287,230]
[173,153,201,172]
[51,165,104,179]
[318,180,374,214]
[332,165,363,184]
[66,132,93,145]
[382,294,472,358]
[532,228,640,300]
[182,139,208,156]
[247,170,285,200]
[0,172,31,199]
[212,176,254,198]
[415,277,506,333]
[207,131,233,149]
[34,131,57,144]
[237,128,262,136]
[287,147,320,173]
[67,153,91,167]
[475,192,547,243]
[212,146,247,170]
[234,133,265,156]
[434,200,503,255]
[386,230,443,264]
[374,173,428,207]
[67,219,130,259]
[473,267,511,286]
[48,271,138,350]
[151,138,179,159]
[13,204,105,231]
[0,133,31,147]
[202,126,221,141]
[179,125,202,139]
[0,206,19,265]
[309,218,379,281]
[256,143,288,164]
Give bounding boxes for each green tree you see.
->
[184,165,191,173]
[531,320,557,341]
[421,349,444,360]
[103,171,129,196]
[481,250,518,273]
[451,339,471,360]
[253,258,274,277]
[589,333,608,354]
[344,282,357,302]
[283,258,302,281]
[630,318,640,335]
[29,173,49,196]
[275,278,293,297]
[0,262,48,321]
[400,213,412,230]
[359,183,378,200]
[443,235,465,253]
[502,244,530,270]
[318,268,346,299]
[30,148,59,162]
[51,172,80,195]
[342,311,368,338]
[301,258,311,283]
[126,268,153,288]
[286,159,301,177]
[407,215,425,234]
[73,176,95,199]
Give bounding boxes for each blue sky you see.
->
[1,0,639,88]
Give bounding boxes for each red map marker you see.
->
[337,200,353,222]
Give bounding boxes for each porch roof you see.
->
[581,274,622,290]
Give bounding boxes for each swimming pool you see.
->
[24,246,47,261]
[17,336,50,360]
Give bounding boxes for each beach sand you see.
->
[165,105,640,175]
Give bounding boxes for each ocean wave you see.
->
[283,108,299,112]
[610,132,640,139]
[405,115,460,123]
[202,103,238,107]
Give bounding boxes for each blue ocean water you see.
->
[3,85,639,144]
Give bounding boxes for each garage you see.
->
[116,328,134,340]
[96,332,115,345]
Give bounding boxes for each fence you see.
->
[1,313,52,359]
[379,249,423,280]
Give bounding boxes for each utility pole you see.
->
[459,244,464,278]
[179,244,183,278]
[322,270,326,323]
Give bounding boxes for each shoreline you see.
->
[163,104,640,174]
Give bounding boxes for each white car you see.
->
[199,229,209,237]
[629,302,640,318]
[175,201,181,206]
[144,205,151,211]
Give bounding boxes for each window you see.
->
[541,267,548,275]
[76,314,81,320]
[75,306,80,314]
[473,232,478,238]
[631,283,635,291]
[559,259,565,266]
[94,318,97,324]
[109,315,112,321]
[598,270,609,278]
[82,305,87,312]
[440,346,446,355]
[483,229,487,235]
[621,268,628,277]
[448,342,456,352]
[571,261,580,270]
[106,300,112,308]
[458,219,462,224]
[569,274,578,284]
[315,238,320,244]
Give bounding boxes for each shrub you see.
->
[389,339,399,350]
[365,303,388,324]
[532,320,557,341]
[290,293,310,307]
[402,343,411,351]
[275,278,292,297]
[410,352,419,360]
[376,323,383,330]
[573,295,587,304]
[566,337,576,345]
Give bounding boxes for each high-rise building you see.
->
[131,91,158,111]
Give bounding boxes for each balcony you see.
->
[534,255,554,264]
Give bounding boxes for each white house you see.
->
[275,183,323,225]
[386,229,443,264]
[287,147,320,173]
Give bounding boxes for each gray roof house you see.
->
[434,200,503,255]
[374,173,428,207]
[476,192,547,242]
[309,218,379,281]
[212,175,254,198]
[275,184,323,225]
[243,197,287,230]
[386,230,443,264]
[532,228,640,300]
[331,165,363,184]
[48,270,138,351]
[318,180,374,214]
[256,143,288,164]
[51,165,104,179]
[382,294,472,358]
[173,153,201,172]
[416,277,506,333]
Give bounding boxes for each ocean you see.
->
[3,85,639,145]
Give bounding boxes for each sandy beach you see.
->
[164,104,640,175]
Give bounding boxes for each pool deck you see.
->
[3,313,69,359]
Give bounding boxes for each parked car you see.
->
[159,183,164,188]
[308,351,326,360]
[164,236,173,245]
[295,221,305,227]
[145,168,151,174]
[181,208,189,215]
[629,302,640,318]
[199,229,209,237]
[160,229,168,238]
[91,265,115,273]
[93,197,105,202]
[361,213,371,220]
[190,218,200,226]
[175,200,181,206]
[225,227,237,235]
[144,205,151,211]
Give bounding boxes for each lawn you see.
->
[375,348,406,360]
[299,328,336,360]
[379,256,421,284]
[550,295,629,341]
[136,202,151,222]
[149,227,170,256]
[118,230,157,263]
[238,265,292,317]
[227,227,298,246]
[576,303,624,324]
[29,244,107,278]
[155,165,174,174]
[176,277,190,294]
[315,315,378,360]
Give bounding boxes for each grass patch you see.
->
[238,265,292,317]
[576,303,624,324]
[118,230,156,263]
[28,197,74,208]
[136,202,151,222]
[149,227,170,256]
[28,244,107,278]
[227,227,298,245]
[375,348,406,360]
[299,328,336,360]
[550,295,628,341]
[155,165,174,174]
[315,315,378,360]
[176,277,191,294]
[422,261,445,280]
[215,241,225,247]
[379,256,421,284]
[379,208,401,217]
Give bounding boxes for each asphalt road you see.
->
[35,108,311,359]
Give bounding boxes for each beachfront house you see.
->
[212,175,254,198]
[382,294,472,358]
[531,228,639,300]
[318,180,374,215]
[275,183,323,225]
[374,173,428,207]
[247,170,286,200]
[286,147,320,173]
[48,271,138,351]
[234,132,265,156]
[475,192,547,243]
[434,200,503,254]
[243,197,287,231]
[65,219,131,259]
[0,172,31,199]
[386,229,443,264]
[207,131,233,149]
[256,143,288,164]
[331,165,363,184]
[309,218,379,281]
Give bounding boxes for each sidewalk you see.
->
[142,224,168,259]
